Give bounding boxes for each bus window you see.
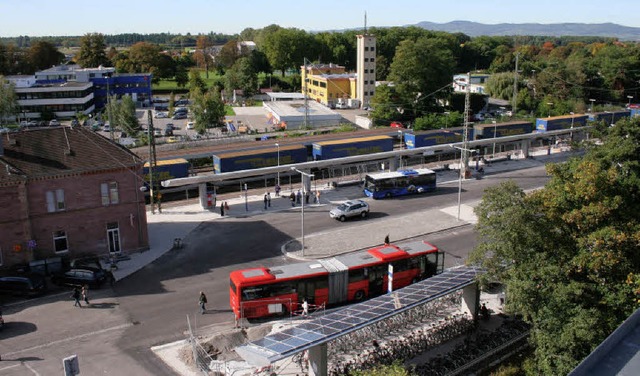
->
[230,279,237,294]
[349,268,367,283]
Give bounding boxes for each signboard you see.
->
[387,264,393,294]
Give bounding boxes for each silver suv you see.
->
[330,200,369,222]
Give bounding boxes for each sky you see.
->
[0,0,639,38]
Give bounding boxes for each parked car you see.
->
[103,123,111,132]
[186,122,195,130]
[0,274,47,297]
[173,113,187,120]
[51,268,107,288]
[154,128,163,137]
[329,200,370,222]
[154,111,168,119]
[49,119,60,126]
[19,120,38,128]
[390,122,404,129]
[164,125,174,136]
[174,107,188,114]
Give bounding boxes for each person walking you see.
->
[267,192,271,207]
[199,291,208,314]
[290,191,296,207]
[305,191,310,204]
[314,190,320,204]
[384,234,390,245]
[82,284,90,305]
[296,190,302,205]
[220,201,225,216]
[264,193,268,210]
[72,287,82,307]
[275,184,281,197]
[224,201,230,214]
[302,299,309,316]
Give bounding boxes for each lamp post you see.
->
[444,112,450,128]
[492,120,497,158]
[589,99,596,113]
[546,102,553,118]
[275,143,280,187]
[450,145,477,221]
[291,167,313,256]
[244,183,248,212]
[627,95,633,107]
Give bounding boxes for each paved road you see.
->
[0,152,569,375]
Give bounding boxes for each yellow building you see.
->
[301,63,357,108]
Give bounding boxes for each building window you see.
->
[371,47,375,51]
[46,189,65,212]
[370,58,375,62]
[53,230,69,253]
[101,182,119,205]
[364,58,369,62]
[364,69,368,74]
[364,47,369,51]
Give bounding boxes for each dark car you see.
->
[173,112,188,120]
[51,268,107,288]
[0,274,47,297]
[164,125,174,136]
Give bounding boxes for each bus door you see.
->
[297,281,316,304]
[320,258,349,304]
[369,265,386,296]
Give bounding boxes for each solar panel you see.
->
[235,265,483,366]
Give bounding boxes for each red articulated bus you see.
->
[229,240,445,320]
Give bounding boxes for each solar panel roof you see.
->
[235,266,483,367]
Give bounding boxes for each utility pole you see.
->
[303,58,309,129]
[147,110,160,214]
[512,53,519,116]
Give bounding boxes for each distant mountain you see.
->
[413,20,640,40]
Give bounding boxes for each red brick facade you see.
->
[0,127,149,269]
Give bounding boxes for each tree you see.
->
[28,41,64,71]
[175,65,189,88]
[190,89,225,134]
[218,40,241,70]
[469,117,640,375]
[77,33,109,68]
[369,84,402,125]
[388,36,456,116]
[262,28,310,77]
[107,95,139,136]
[0,76,18,125]
[225,57,258,99]
[194,35,213,78]
[188,69,207,95]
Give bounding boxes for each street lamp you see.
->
[275,143,280,186]
[589,99,596,113]
[627,95,634,107]
[291,167,313,256]
[450,145,477,221]
[244,183,248,212]
[492,120,497,158]
[444,112,450,128]
[546,102,553,118]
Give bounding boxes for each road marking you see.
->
[2,322,134,357]
[0,364,20,371]
[24,362,41,376]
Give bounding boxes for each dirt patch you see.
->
[178,323,274,367]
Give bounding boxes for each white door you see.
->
[107,222,121,254]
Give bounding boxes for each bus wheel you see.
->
[385,192,392,199]
[354,290,366,301]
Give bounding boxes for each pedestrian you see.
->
[106,269,116,287]
[314,190,320,204]
[82,284,90,305]
[267,192,271,207]
[224,201,230,214]
[264,193,268,210]
[384,234,390,245]
[296,190,302,205]
[302,299,309,316]
[290,192,296,207]
[275,184,281,197]
[199,291,208,314]
[220,201,225,216]
[305,191,310,204]
[72,286,82,307]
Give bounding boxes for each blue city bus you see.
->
[363,169,437,199]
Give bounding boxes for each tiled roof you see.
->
[0,127,143,180]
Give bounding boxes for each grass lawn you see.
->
[153,70,222,92]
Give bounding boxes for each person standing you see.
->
[72,287,82,307]
[290,191,296,207]
[220,201,225,216]
[264,193,268,210]
[302,299,309,316]
[224,201,230,214]
[275,184,281,197]
[305,191,310,204]
[267,192,271,207]
[199,291,208,314]
[82,285,90,305]
[314,190,320,204]
[296,190,302,205]
[384,234,390,245]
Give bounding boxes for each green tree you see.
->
[0,76,18,125]
[27,41,64,71]
[225,57,258,98]
[369,84,402,125]
[470,117,640,375]
[175,65,188,88]
[107,95,139,136]
[388,36,456,116]
[190,89,225,134]
[188,69,207,94]
[262,28,310,77]
[77,33,109,68]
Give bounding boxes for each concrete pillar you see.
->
[308,343,328,376]
[198,183,208,209]
[301,169,312,193]
[388,157,398,171]
[522,140,530,158]
[461,283,480,320]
